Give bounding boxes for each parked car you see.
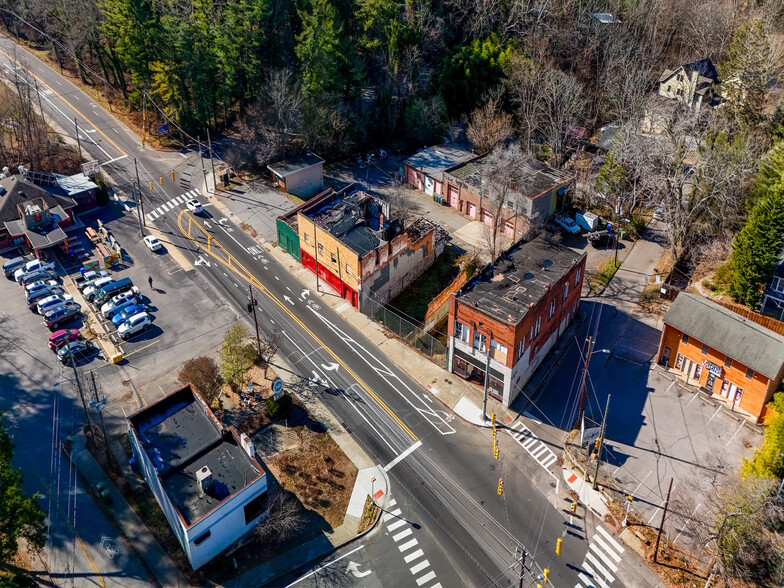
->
[554,215,581,235]
[105,299,140,321]
[3,255,32,279]
[118,312,151,340]
[20,269,59,286]
[587,231,614,249]
[186,199,203,214]
[25,279,60,295]
[48,328,82,351]
[111,304,146,327]
[93,280,136,307]
[74,270,109,290]
[143,235,162,251]
[101,289,139,318]
[83,277,113,302]
[14,259,55,282]
[36,294,74,315]
[44,302,82,330]
[26,285,64,306]
[57,340,94,365]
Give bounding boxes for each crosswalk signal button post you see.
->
[556,537,562,557]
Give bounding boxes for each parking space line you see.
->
[706,405,723,424]
[726,421,746,446]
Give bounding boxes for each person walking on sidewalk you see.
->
[148,275,153,290]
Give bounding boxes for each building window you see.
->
[194,530,211,546]
[677,88,684,96]
[453,357,470,378]
[694,364,702,382]
[243,491,268,525]
[682,334,689,344]
[701,344,708,355]
[563,283,569,301]
[734,387,743,403]
[745,367,753,379]
[518,339,525,358]
[455,321,469,343]
[549,299,556,319]
[724,357,732,368]
[574,267,581,287]
[330,252,337,264]
[304,233,310,244]
[675,353,684,370]
[490,340,507,354]
[488,375,504,400]
[533,317,541,338]
[773,277,784,293]
[345,264,352,276]
[473,332,486,352]
[666,84,672,92]
[317,243,324,255]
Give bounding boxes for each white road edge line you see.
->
[384,440,422,472]
[285,544,364,587]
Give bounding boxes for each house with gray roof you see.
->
[268,152,324,199]
[658,58,720,109]
[403,144,475,198]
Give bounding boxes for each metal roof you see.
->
[267,152,324,177]
[403,145,475,182]
[664,293,784,379]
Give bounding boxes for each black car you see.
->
[20,269,59,286]
[588,231,614,249]
[57,340,95,365]
[44,302,82,330]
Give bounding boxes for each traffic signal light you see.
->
[571,499,578,514]
[556,537,562,557]
[160,176,164,185]
[595,437,601,451]
[493,439,499,459]
[171,170,176,182]
[492,425,497,439]
[497,477,503,495]
[543,567,550,584]
[491,412,495,427]
[149,181,154,190]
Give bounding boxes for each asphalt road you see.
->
[0,34,646,588]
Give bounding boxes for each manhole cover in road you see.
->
[307,300,321,311]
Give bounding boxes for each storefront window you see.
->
[675,353,684,370]
[488,375,504,400]
[453,357,469,378]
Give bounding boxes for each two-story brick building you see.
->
[448,236,586,406]
[658,292,784,423]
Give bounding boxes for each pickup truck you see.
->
[74,270,109,291]
[14,259,56,282]
[554,214,581,235]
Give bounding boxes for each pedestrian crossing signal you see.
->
[497,477,503,495]
[571,499,578,514]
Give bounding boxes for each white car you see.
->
[118,312,151,340]
[83,277,113,301]
[37,294,74,315]
[555,215,581,235]
[186,199,203,214]
[143,235,162,251]
[25,279,59,294]
[101,289,139,317]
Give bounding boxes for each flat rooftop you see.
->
[404,145,475,182]
[129,386,263,526]
[447,155,572,199]
[456,236,585,324]
[268,152,324,177]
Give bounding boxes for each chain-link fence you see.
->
[359,291,448,368]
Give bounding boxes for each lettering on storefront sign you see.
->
[702,360,722,377]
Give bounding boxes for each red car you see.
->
[48,328,82,351]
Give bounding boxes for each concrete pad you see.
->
[454,396,485,426]
[347,465,386,518]
[451,221,488,252]
[563,467,611,519]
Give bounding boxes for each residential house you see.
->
[267,152,324,199]
[658,58,719,109]
[128,384,268,570]
[761,249,784,319]
[295,186,446,308]
[442,155,574,240]
[658,292,784,423]
[448,236,586,406]
[403,144,475,198]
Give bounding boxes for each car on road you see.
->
[186,199,203,214]
[20,269,59,287]
[3,255,32,279]
[118,312,151,340]
[143,235,162,251]
[554,215,581,235]
[57,339,94,365]
[14,259,55,282]
[36,294,74,315]
[26,285,64,306]
[74,270,109,290]
[101,289,140,318]
[83,277,113,302]
[44,302,82,330]
[111,304,146,327]
[48,328,82,351]
[25,279,60,295]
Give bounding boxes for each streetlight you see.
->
[370,476,377,504]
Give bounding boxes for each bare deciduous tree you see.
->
[504,54,546,154]
[261,69,302,162]
[466,88,513,154]
[480,142,527,259]
[178,356,224,406]
[540,67,587,166]
[253,488,305,545]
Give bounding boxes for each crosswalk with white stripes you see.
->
[384,498,441,588]
[145,189,202,223]
[576,526,625,588]
[507,421,559,470]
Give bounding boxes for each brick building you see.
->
[658,293,784,423]
[403,144,474,197]
[442,155,573,240]
[448,236,586,406]
[296,187,446,309]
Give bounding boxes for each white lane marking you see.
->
[384,440,422,472]
[388,499,396,506]
[175,195,185,204]
[596,526,624,553]
[592,535,622,563]
[582,563,610,588]
[167,199,176,207]
[403,549,424,564]
[589,544,618,573]
[585,552,613,580]
[507,422,560,491]
[382,508,402,521]
[416,571,436,586]
[409,560,430,575]
[431,584,442,588]
[284,544,364,587]
[578,572,595,587]
[398,538,418,552]
[100,154,127,166]
[392,528,413,542]
[386,519,408,532]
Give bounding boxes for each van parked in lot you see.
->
[93,278,135,306]
[83,277,113,302]
[3,255,32,279]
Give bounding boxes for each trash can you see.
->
[619,229,627,240]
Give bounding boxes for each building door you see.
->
[661,346,671,366]
[448,186,459,208]
[467,203,476,218]
[705,372,716,393]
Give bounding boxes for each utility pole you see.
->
[206,126,217,193]
[248,284,262,359]
[74,118,83,159]
[134,157,146,226]
[313,223,321,293]
[197,135,206,185]
[68,345,93,436]
[592,394,611,490]
[482,343,491,422]
[577,336,593,431]
[90,371,114,472]
[654,478,674,563]
[132,180,143,237]
[517,548,526,588]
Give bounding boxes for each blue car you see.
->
[112,304,146,327]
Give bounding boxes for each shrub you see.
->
[266,393,293,420]
[178,356,224,405]
[220,324,256,390]
[627,214,647,239]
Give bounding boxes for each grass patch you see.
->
[357,495,380,534]
[589,259,621,294]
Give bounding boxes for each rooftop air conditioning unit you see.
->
[196,466,213,497]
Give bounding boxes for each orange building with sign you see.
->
[657,293,784,423]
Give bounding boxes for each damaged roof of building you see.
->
[456,236,585,324]
[663,293,784,379]
[128,385,263,526]
[403,144,475,181]
[446,155,573,199]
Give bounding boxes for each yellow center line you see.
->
[177,210,418,441]
[0,46,127,156]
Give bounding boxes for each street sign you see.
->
[157,124,169,134]
[272,377,284,401]
[82,160,100,177]
[247,381,253,395]
[582,426,601,447]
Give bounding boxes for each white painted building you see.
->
[128,384,268,570]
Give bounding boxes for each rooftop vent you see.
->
[543,259,553,269]
[196,466,213,498]
[524,272,535,280]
